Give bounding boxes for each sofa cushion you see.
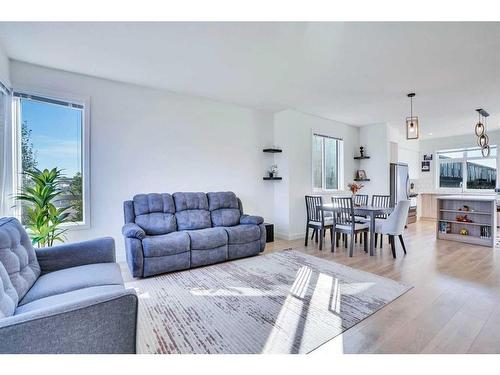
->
[0,262,18,318]
[228,240,261,260]
[210,209,241,227]
[133,194,176,235]
[224,225,261,245]
[186,227,228,250]
[142,231,190,257]
[173,192,208,211]
[191,246,228,267]
[143,252,190,277]
[173,192,211,230]
[0,217,41,304]
[19,263,123,306]
[15,284,125,315]
[207,192,241,227]
[175,210,211,231]
[207,191,239,211]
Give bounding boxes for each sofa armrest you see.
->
[122,223,146,239]
[240,214,264,225]
[0,289,138,354]
[36,237,116,274]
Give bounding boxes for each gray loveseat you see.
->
[0,217,138,354]
[123,191,266,277]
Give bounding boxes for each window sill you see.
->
[60,222,90,231]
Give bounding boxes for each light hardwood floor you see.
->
[264,220,500,354]
[121,220,500,354]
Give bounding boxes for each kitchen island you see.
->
[436,195,496,247]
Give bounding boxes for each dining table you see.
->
[319,203,393,256]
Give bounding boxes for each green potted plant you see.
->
[14,167,76,247]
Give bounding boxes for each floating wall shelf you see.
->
[353,156,370,160]
[263,148,282,153]
[354,178,370,182]
[263,177,283,181]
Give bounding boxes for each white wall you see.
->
[10,61,275,261]
[387,124,420,180]
[273,109,359,239]
[0,42,9,86]
[418,130,500,193]
[358,123,391,197]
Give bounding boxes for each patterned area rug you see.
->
[127,250,411,354]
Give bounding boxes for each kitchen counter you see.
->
[437,195,496,201]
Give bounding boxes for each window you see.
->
[312,133,343,191]
[12,92,89,226]
[437,146,497,191]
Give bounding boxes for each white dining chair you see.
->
[374,200,411,258]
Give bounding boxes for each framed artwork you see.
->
[356,170,367,179]
[421,161,430,172]
[423,154,433,161]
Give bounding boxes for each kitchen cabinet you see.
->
[420,193,438,220]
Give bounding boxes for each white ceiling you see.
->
[1,22,500,139]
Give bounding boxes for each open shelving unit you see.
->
[263,147,282,181]
[436,196,496,247]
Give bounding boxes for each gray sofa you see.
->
[123,191,266,277]
[0,217,138,354]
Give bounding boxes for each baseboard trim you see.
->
[275,231,305,241]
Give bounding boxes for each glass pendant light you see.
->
[406,93,419,140]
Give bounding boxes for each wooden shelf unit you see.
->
[436,196,496,247]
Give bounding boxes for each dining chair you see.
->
[305,195,333,251]
[374,200,411,258]
[353,194,369,244]
[331,196,369,257]
[371,194,391,248]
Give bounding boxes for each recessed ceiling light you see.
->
[428,133,433,136]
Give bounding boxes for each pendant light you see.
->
[475,108,490,157]
[406,93,419,140]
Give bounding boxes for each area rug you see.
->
[126,250,411,354]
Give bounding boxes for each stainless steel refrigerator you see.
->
[390,163,410,207]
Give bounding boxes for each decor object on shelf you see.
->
[268,164,279,178]
[474,109,491,157]
[0,217,138,354]
[348,182,364,197]
[355,170,367,180]
[128,250,411,354]
[456,214,473,223]
[460,228,469,236]
[13,167,76,247]
[406,93,419,140]
[359,146,365,157]
[122,192,266,277]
